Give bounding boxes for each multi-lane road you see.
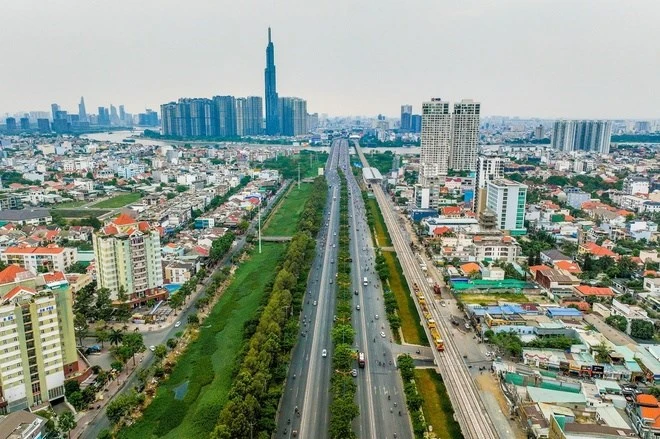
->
[354,141,499,439]
[276,139,411,438]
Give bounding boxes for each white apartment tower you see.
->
[486,179,528,235]
[449,99,480,171]
[551,120,612,154]
[419,99,452,184]
[474,156,504,216]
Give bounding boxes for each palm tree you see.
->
[109,329,124,346]
[96,329,109,349]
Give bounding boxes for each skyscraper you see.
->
[213,95,237,137]
[50,103,60,121]
[400,105,412,131]
[110,105,119,125]
[278,97,307,136]
[235,98,246,136]
[419,98,451,183]
[161,103,177,135]
[551,120,612,154]
[264,27,279,135]
[119,105,126,124]
[19,117,30,130]
[78,97,87,122]
[449,99,480,171]
[411,115,422,133]
[245,96,263,135]
[5,118,16,131]
[97,107,110,126]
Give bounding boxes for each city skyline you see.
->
[1,1,659,119]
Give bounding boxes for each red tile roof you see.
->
[575,285,614,297]
[554,260,582,274]
[3,246,66,255]
[4,285,36,300]
[581,242,616,258]
[0,265,30,285]
[43,272,66,284]
[112,213,137,226]
[461,263,481,274]
[433,226,451,236]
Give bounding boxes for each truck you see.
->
[363,277,368,286]
[430,328,445,352]
[358,352,366,368]
[433,283,442,296]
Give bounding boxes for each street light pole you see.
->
[258,202,262,254]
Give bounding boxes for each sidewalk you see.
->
[71,351,146,438]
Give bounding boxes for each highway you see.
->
[354,141,499,439]
[340,139,412,439]
[276,140,341,438]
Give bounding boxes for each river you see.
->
[81,130,421,155]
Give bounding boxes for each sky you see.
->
[1,0,658,119]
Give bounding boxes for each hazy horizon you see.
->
[1,0,658,120]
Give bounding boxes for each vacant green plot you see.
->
[52,209,110,218]
[119,243,285,439]
[52,200,86,209]
[91,192,142,208]
[383,251,429,346]
[264,183,313,236]
[366,198,392,247]
[414,369,463,439]
[458,293,530,305]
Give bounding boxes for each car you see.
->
[351,369,358,377]
[149,345,155,352]
[375,314,379,320]
[380,331,386,338]
[440,301,446,307]
[330,279,333,284]
[356,305,360,311]
[354,290,358,295]
[322,349,327,357]
[334,232,337,236]
[174,321,181,328]
[331,259,334,264]
[313,300,318,306]
[333,244,336,248]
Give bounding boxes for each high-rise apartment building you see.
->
[278,97,307,136]
[264,28,279,135]
[50,104,60,122]
[235,98,246,136]
[19,117,30,130]
[474,156,504,216]
[160,103,176,136]
[244,96,263,136]
[97,107,110,126]
[37,119,50,133]
[449,99,480,171]
[0,266,78,413]
[411,115,422,133]
[213,95,237,137]
[486,179,528,235]
[138,109,159,127]
[419,98,452,183]
[400,105,412,131]
[551,120,612,154]
[4,118,16,132]
[93,214,164,303]
[78,97,87,122]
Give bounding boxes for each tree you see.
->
[95,288,113,321]
[593,341,611,363]
[109,329,124,346]
[67,262,88,274]
[58,411,77,439]
[123,332,145,366]
[605,315,628,332]
[631,319,655,340]
[96,329,109,349]
[154,344,167,361]
[74,313,88,347]
[237,219,249,233]
[187,313,200,326]
[166,338,178,349]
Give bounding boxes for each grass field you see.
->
[414,369,463,439]
[119,243,285,439]
[457,293,530,304]
[263,183,314,236]
[52,209,110,218]
[91,192,142,208]
[383,251,429,346]
[366,198,392,247]
[51,200,86,209]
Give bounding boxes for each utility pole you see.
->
[298,162,301,189]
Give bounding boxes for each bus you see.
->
[358,352,366,368]
[363,277,368,286]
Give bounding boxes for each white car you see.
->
[375,314,379,320]
[356,305,360,311]
[351,369,358,377]
[149,345,155,352]
[380,331,386,338]
[174,321,182,328]
[313,300,318,306]
[322,349,328,357]
[440,302,446,307]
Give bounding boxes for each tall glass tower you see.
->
[264,27,279,135]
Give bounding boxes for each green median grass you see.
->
[366,198,392,247]
[91,192,142,208]
[119,243,285,439]
[383,251,429,346]
[264,183,314,236]
[414,369,464,439]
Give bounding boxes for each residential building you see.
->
[623,176,650,195]
[0,210,51,226]
[92,214,164,304]
[0,195,22,211]
[264,27,279,135]
[486,179,528,235]
[213,95,237,137]
[419,98,452,182]
[551,120,612,154]
[565,187,591,209]
[1,246,77,273]
[0,269,78,413]
[411,114,422,133]
[449,99,480,172]
[474,156,504,215]
[164,261,195,284]
[278,97,307,136]
[0,410,47,437]
[400,104,412,131]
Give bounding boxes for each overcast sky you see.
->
[1,0,658,119]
